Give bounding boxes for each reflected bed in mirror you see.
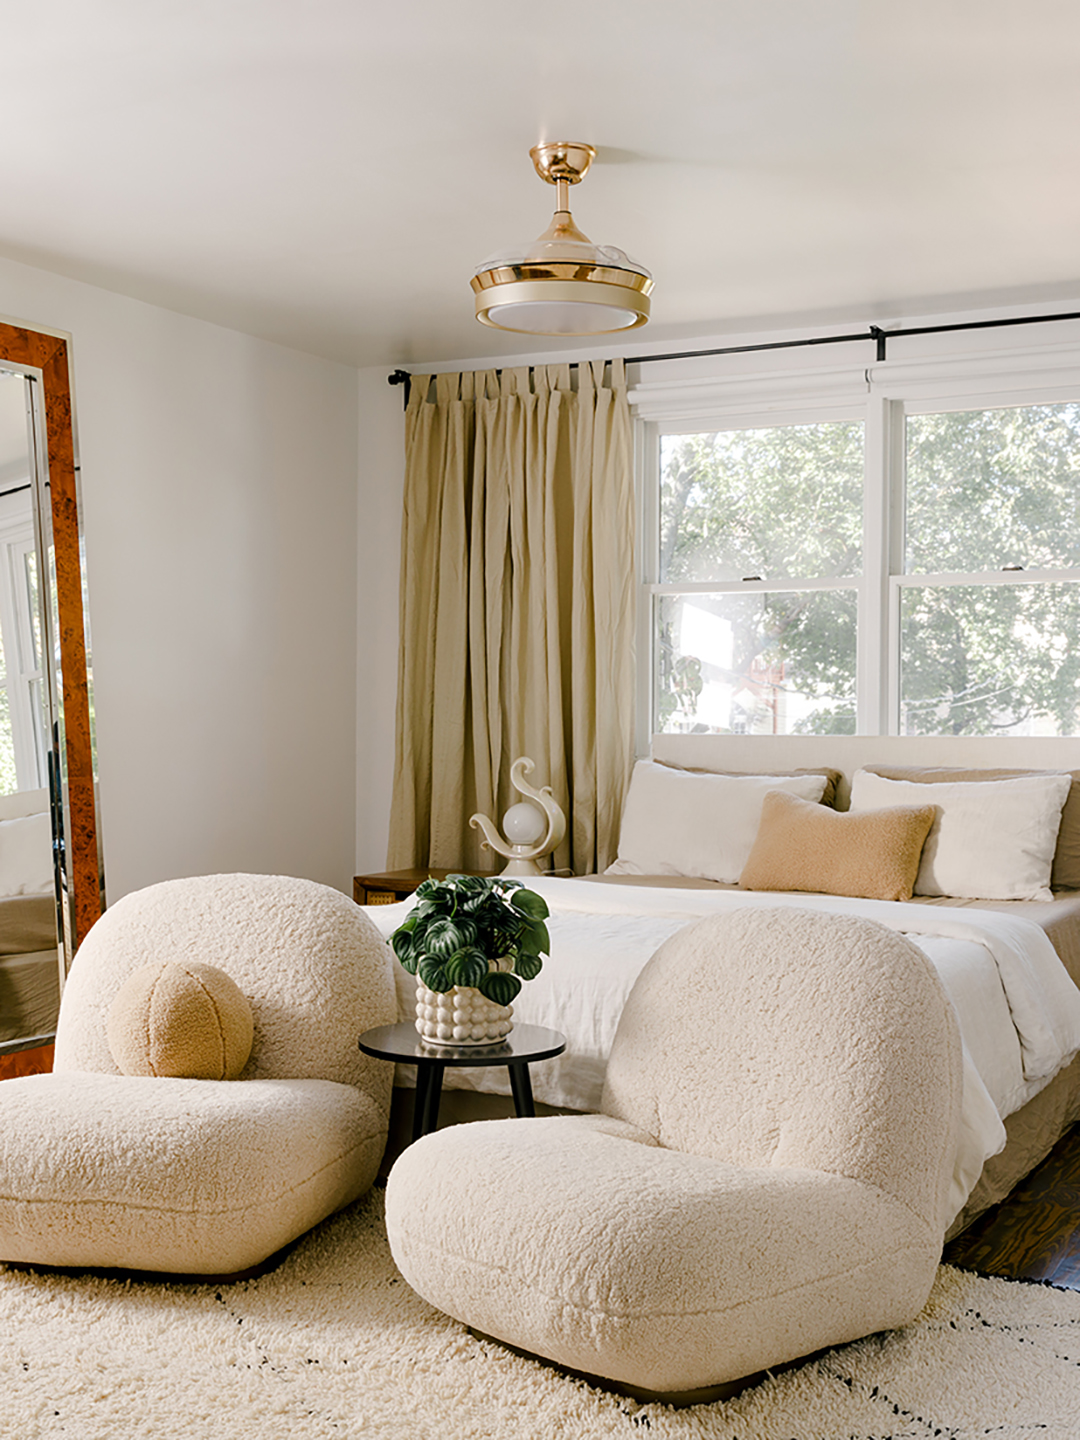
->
[0,790,59,1044]
[0,320,102,1056]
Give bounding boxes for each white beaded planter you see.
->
[415,977,514,1046]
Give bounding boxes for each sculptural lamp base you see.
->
[500,856,546,877]
[415,980,514,1046]
[469,758,567,877]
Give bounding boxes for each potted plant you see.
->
[390,874,550,1046]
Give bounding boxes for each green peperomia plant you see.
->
[390,874,550,1007]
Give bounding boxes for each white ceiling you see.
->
[2,0,1080,369]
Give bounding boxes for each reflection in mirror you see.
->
[0,319,102,1063]
[0,371,62,1045]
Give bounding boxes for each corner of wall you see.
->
[355,366,406,876]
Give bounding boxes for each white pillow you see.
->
[0,809,53,896]
[848,769,1071,901]
[608,761,829,884]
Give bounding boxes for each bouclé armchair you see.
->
[386,907,963,1399]
[0,873,396,1275]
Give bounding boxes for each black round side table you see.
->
[358,1022,567,1143]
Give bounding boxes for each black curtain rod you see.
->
[387,306,1080,404]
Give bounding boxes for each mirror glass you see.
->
[0,370,62,1045]
[0,325,101,1059]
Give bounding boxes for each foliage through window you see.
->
[657,423,862,736]
[649,400,1080,738]
[901,404,1080,736]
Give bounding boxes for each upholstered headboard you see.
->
[650,735,1080,810]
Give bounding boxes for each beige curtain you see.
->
[387,359,635,876]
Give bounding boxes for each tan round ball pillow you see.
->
[106,961,254,1080]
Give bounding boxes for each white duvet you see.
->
[366,878,1080,1225]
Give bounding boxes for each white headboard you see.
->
[650,735,1080,809]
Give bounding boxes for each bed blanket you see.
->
[366,878,1080,1226]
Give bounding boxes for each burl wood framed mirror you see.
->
[0,317,102,1064]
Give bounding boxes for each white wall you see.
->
[27,258,1053,896]
[355,366,405,874]
[355,299,1080,867]
[0,254,360,902]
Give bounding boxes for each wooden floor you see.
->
[944,1123,1080,1289]
[0,1041,54,1081]
[2,1042,1078,1289]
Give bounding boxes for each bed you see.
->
[366,734,1080,1239]
[0,788,60,1046]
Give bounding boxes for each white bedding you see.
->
[365,877,1080,1226]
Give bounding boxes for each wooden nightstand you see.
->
[353,868,493,906]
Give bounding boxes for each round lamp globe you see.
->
[502,801,547,846]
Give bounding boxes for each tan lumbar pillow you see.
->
[107,961,254,1079]
[739,788,937,902]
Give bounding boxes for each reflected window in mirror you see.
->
[0,522,50,794]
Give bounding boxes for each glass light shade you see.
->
[474,235,651,280]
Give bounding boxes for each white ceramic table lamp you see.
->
[470,757,567,876]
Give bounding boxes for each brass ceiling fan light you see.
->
[471,142,653,335]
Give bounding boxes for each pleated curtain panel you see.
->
[387,359,636,877]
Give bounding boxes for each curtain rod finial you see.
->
[388,369,412,407]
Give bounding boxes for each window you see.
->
[640,375,1080,739]
[655,421,863,735]
[899,402,1080,736]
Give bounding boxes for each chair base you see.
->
[466,1326,826,1409]
[0,1071,386,1274]
[4,1234,303,1287]
[387,1114,942,1395]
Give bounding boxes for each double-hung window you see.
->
[652,418,864,737]
[636,354,1080,741]
[898,400,1080,737]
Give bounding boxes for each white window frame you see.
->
[632,343,1080,748]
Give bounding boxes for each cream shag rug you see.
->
[2,1188,1079,1440]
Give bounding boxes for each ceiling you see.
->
[2,0,1080,369]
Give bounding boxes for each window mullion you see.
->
[650,576,856,596]
[860,394,900,733]
[896,567,1080,587]
[635,417,659,753]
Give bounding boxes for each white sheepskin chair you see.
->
[386,908,964,1398]
[0,873,396,1275]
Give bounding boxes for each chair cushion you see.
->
[107,961,254,1079]
[0,1071,386,1273]
[386,1115,940,1392]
